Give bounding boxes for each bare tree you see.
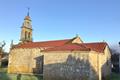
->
[0,41,6,53]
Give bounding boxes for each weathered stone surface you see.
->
[43,51,96,80]
[8,46,111,80]
[8,48,42,74]
[43,46,111,80]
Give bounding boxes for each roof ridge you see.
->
[77,44,91,49]
[81,42,107,44]
[42,43,91,52]
[32,39,71,43]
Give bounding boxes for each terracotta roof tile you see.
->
[42,42,107,53]
[15,39,70,48]
[14,39,107,53]
[42,44,90,52]
[83,42,107,53]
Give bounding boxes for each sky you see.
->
[0,0,120,52]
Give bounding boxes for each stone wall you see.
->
[8,48,42,74]
[99,46,111,79]
[89,46,111,80]
[43,51,98,80]
[8,45,111,80]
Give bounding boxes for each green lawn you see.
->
[0,67,7,72]
[0,73,43,80]
[1,68,120,80]
[0,68,43,80]
[110,73,120,80]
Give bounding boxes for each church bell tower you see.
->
[20,8,33,43]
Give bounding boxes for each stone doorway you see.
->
[33,55,44,74]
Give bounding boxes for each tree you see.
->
[0,41,6,53]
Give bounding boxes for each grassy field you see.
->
[0,73,43,80]
[0,68,43,80]
[0,68,120,80]
[110,73,120,80]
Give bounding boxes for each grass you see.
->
[0,73,43,80]
[9,74,43,80]
[0,67,7,72]
[0,68,43,80]
[110,73,120,80]
[1,68,120,80]
[102,73,120,80]
[0,72,10,80]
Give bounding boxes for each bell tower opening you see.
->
[20,8,33,43]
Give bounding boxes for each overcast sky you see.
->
[0,0,120,52]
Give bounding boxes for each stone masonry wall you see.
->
[99,46,111,79]
[8,48,42,74]
[88,46,111,80]
[43,51,98,80]
[8,46,111,80]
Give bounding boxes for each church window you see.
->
[28,32,31,39]
[25,31,27,39]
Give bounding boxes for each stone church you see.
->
[8,12,111,80]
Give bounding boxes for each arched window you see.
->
[28,32,31,39]
[25,31,27,39]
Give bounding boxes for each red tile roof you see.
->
[84,42,107,53]
[14,38,107,53]
[42,42,107,53]
[42,44,91,52]
[14,39,70,48]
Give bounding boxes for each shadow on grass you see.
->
[11,74,43,80]
[111,73,120,80]
[0,68,10,80]
[0,72,43,80]
[0,72,10,80]
[16,74,21,80]
[0,67,43,80]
